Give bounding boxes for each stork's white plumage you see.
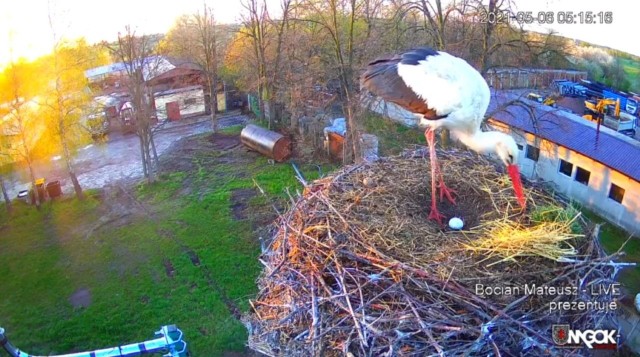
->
[361,48,526,224]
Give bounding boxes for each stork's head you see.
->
[495,134,519,167]
[494,133,526,209]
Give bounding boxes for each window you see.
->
[184,98,197,106]
[516,144,524,151]
[574,167,590,185]
[526,145,540,161]
[559,159,573,177]
[608,183,625,203]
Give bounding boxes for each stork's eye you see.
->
[508,154,514,163]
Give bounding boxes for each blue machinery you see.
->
[0,325,188,357]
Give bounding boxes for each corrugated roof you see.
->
[147,67,204,85]
[487,91,640,182]
[84,63,127,78]
[84,56,176,81]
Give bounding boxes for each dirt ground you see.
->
[3,113,248,201]
[84,131,269,235]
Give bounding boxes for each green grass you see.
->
[620,58,640,78]
[0,139,332,356]
[218,125,244,135]
[581,209,640,297]
[530,204,583,234]
[618,57,640,92]
[362,112,426,156]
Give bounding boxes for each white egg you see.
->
[448,217,464,230]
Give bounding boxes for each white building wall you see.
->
[364,97,421,127]
[491,121,640,236]
[154,86,206,120]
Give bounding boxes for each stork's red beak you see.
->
[507,164,526,209]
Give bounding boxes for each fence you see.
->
[485,68,587,90]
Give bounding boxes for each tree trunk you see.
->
[143,130,156,183]
[0,175,12,213]
[139,134,148,178]
[150,132,159,170]
[27,162,41,209]
[69,171,83,200]
[61,134,84,200]
[344,101,359,164]
[145,145,155,183]
[267,98,276,127]
[258,82,266,124]
[211,75,219,132]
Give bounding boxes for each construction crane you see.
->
[583,98,636,137]
[0,325,188,357]
[584,98,620,118]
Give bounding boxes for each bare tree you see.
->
[162,6,223,132]
[226,0,575,161]
[241,0,270,125]
[400,0,455,50]
[197,6,220,131]
[291,0,365,162]
[105,27,160,183]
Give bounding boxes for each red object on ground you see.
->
[327,132,344,160]
[507,164,526,209]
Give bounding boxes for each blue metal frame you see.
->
[0,325,188,357]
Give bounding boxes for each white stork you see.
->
[361,47,526,224]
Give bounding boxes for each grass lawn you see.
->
[619,57,640,91]
[362,112,426,156]
[0,130,333,356]
[581,209,640,297]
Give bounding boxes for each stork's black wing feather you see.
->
[361,48,445,119]
[400,48,439,65]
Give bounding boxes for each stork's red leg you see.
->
[425,131,457,205]
[425,129,445,225]
[436,163,456,205]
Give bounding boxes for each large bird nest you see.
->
[244,147,627,356]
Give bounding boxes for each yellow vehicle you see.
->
[583,98,636,136]
[583,98,620,118]
[527,93,557,107]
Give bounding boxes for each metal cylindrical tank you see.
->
[240,124,292,162]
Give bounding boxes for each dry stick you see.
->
[335,258,369,350]
[489,338,502,357]
[248,153,625,356]
[310,274,320,354]
[267,218,294,278]
[342,248,553,345]
[405,295,445,356]
[339,265,369,322]
[253,178,282,215]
